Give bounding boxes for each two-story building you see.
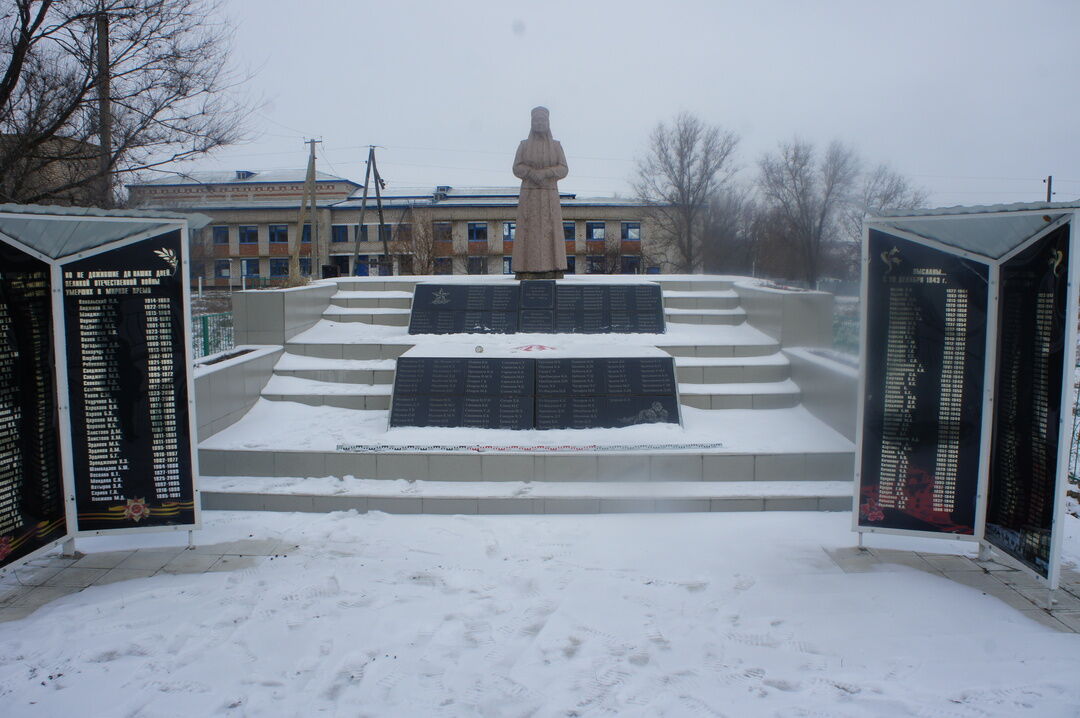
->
[127,170,660,287]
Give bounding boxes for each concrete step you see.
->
[273,354,396,384]
[663,290,740,310]
[200,478,853,515]
[330,290,413,309]
[322,307,411,325]
[665,308,746,325]
[677,380,801,410]
[674,354,789,383]
[334,279,421,293]
[656,279,735,292]
[657,342,778,358]
[284,340,413,360]
[261,375,392,410]
[197,447,853,483]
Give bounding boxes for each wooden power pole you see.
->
[349,146,393,276]
[289,139,321,285]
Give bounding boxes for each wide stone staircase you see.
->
[199,276,855,514]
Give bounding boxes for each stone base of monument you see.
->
[198,275,855,514]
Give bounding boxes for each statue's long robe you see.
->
[511,134,569,272]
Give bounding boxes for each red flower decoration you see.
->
[124,498,151,522]
[0,536,12,561]
[860,498,885,522]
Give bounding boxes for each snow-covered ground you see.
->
[1,510,1078,717]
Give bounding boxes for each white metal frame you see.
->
[0,214,200,572]
[854,208,1079,589]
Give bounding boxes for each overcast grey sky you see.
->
[183,0,1080,207]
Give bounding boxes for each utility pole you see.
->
[371,151,392,275]
[1044,175,1054,203]
[289,139,321,285]
[94,8,112,208]
[350,147,374,277]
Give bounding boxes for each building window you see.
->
[214,259,230,278]
[433,222,452,243]
[299,257,311,276]
[269,258,289,277]
[212,226,229,244]
[356,225,369,242]
[586,255,606,274]
[620,255,642,274]
[621,222,641,241]
[242,258,260,277]
[503,222,516,242]
[331,225,349,243]
[467,256,488,274]
[395,224,413,244]
[566,256,576,274]
[434,257,452,275]
[331,256,350,275]
[468,222,487,242]
[238,225,258,244]
[586,222,605,241]
[563,221,575,241]
[503,256,513,274]
[302,224,311,243]
[268,224,288,243]
[353,255,369,276]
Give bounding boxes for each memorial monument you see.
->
[511,106,569,280]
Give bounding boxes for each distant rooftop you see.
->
[335,184,644,209]
[130,169,357,187]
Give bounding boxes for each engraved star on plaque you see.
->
[431,288,450,305]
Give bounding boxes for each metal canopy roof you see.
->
[869,201,1080,260]
[0,204,209,259]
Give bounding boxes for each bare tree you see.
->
[757,138,859,289]
[833,163,928,276]
[633,112,739,272]
[388,206,441,275]
[700,185,758,275]
[0,0,250,206]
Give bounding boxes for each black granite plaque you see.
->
[986,225,1070,578]
[858,231,988,535]
[520,280,555,309]
[63,230,196,532]
[535,395,680,430]
[0,243,66,568]
[519,309,554,333]
[391,356,679,430]
[409,282,665,335]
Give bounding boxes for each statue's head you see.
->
[530,106,550,134]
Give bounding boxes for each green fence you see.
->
[192,311,234,359]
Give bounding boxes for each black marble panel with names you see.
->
[986,225,1071,578]
[390,356,680,430]
[858,231,988,536]
[0,243,66,568]
[63,231,195,532]
[408,282,665,335]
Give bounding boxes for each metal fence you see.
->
[191,311,233,359]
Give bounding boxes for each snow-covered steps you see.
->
[664,307,746,325]
[674,353,789,384]
[260,374,392,410]
[678,379,800,410]
[200,477,853,514]
[321,307,411,325]
[329,290,413,309]
[663,289,740,310]
[273,353,397,383]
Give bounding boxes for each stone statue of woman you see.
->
[511,106,569,280]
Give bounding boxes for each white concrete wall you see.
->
[231,281,337,345]
[193,346,283,442]
[734,281,834,348]
[784,348,858,442]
